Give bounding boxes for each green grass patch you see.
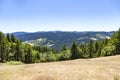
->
[6,61,23,65]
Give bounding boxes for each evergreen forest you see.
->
[0,29,120,63]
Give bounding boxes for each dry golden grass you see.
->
[0,55,120,80]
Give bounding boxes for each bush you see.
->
[59,50,71,60]
[6,61,23,65]
[101,46,115,56]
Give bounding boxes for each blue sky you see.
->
[0,0,120,33]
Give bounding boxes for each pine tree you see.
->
[115,29,120,54]
[80,43,87,55]
[61,45,67,51]
[25,46,33,63]
[9,43,16,61]
[115,41,120,55]
[36,52,40,60]
[71,41,79,59]
[6,33,11,42]
[88,40,93,58]
[116,28,120,41]
[11,34,16,43]
[111,28,120,55]
[94,42,99,53]
[97,42,102,57]
[0,32,9,62]
[14,40,23,61]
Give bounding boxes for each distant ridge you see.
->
[13,31,115,50]
[12,32,29,36]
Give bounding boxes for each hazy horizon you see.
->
[1,27,119,33]
[2,30,116,33]
[0,0,120,33]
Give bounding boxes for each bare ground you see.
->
[0,55,120,80]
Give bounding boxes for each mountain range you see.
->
[13,31,114,50]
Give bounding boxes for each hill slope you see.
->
[14,31,114,50]
[0,55,120,80]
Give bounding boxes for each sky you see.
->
[0,0,120,33]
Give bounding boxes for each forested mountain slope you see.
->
[14,31,114,50]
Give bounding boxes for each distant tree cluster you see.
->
[0,29,120,63]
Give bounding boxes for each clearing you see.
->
[0,55,120,80]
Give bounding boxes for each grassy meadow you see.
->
[0,55,120,80]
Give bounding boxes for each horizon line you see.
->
[3,30,116,33]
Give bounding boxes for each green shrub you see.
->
[60,50,71,60]
[6,61,23,65]
[101,46,115,56]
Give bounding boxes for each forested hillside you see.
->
[0,29,120,63]
[14,31,114,50]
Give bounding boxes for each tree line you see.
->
[0,29,120,63]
